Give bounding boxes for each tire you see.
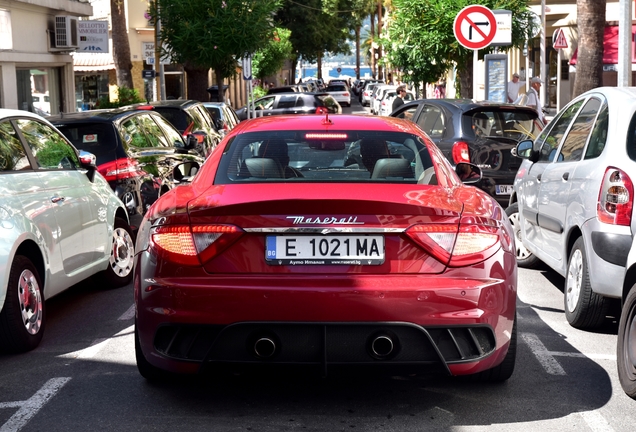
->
[618,284,636,399]
[135,320,169,381]
[102,217,135,288]
[564,237,609,329]
[0,255,45,353]
[505,203,540,268]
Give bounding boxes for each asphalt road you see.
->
[1,100,633,431]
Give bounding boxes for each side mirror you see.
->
[185,132,205,149]
[173,161,200,183]
[456,162,482,184]
[514,139,539,162]
[78,150,97,182]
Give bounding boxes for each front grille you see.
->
[153,322,496,370]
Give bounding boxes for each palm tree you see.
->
[573,0,606,96]
[110,0,134,88]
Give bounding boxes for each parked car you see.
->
[508,87,636,330]
[134,112,517,382]
[0,109,135,353]
[202,102,240,137]
[125,100,221,158]
[49,108,205,232]
[235,92,341,121]
[371,85,397,115]
[618,238,636,399]
[266,85,300,95]
[390,99,544,208]
[323,82,351,107]
[360,82,381,106]
[378,89,416,116]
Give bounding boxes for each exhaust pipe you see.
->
[254,337,276,358]
[371,335,394,358]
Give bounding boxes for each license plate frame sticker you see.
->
[265,235,385,265]
[495,185,514,195]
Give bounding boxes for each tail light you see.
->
[452,141,470,164]
[315,106,328,114]
[597,167,634,226]
[406,221,503,267]
[150,224,244,266]
[99,158,141,182]
[343,92,349,97]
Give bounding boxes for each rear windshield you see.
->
[55,123,118,164]
[465,109,543,141]
[326,85,347,92]
[151,108,188,132]
[214,131,436,185]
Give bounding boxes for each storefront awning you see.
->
[72,52,115,72]
[570,25,636,65]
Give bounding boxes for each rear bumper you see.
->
[135,250,516,376]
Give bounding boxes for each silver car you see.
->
[0,109,134,353]
[508,87,636,330]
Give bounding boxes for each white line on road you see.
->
[550,351,616,361]
[580,410,616,432]
[57,338,109,359]
[521,332,566,375]
[0,377,71,432]
[118,303,135,321]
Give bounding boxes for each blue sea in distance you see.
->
[296,66,373,80]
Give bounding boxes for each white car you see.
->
[372,85,397,115]
[0,109,135,353]
[378,90,416,116]
[323,82,351,107]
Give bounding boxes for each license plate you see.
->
[266,235,385,265]
[495,185,514,195]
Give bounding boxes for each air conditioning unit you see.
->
[54,16,79,48]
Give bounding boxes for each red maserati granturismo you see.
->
[134,113,517,381]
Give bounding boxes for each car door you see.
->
[517,99,584,257]
[390,102,421,122]
[414,104,448,146]
[537,97,603,264]
[15,118,98,285]
[276,95,300,115]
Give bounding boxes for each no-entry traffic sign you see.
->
[454,5,497,50]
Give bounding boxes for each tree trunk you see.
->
[110,0,134,89]
[355,26,361,80]
[377,0,382,80]
[317,55,322,80]
[370,12,376,79]
[573,0,606,97]
[184,63,210,102]
[459,58,472,99]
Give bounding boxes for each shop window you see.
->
[16,68,62,116]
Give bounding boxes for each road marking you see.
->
[550,351,616,361]
[521,333,566,375]
[0,377,71,432]
[118,304,135,320]
[580,410,615,432]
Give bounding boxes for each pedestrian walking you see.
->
[526,77,547,124]
[508,72,526,103]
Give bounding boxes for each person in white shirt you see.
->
[526,77,547,124]
[507,72,525,103]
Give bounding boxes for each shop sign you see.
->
[78,21,109,52]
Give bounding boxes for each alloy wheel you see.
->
[18,269,42,335]
[110,227,134,278]
[566,249,583,313]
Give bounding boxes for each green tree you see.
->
[276,0,360,81]
[252,28,293,85]
[111,0,134,88]
[385,0,534,97]
[152,0,282,102]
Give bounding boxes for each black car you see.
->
[390,99,544,207]
[235,92,341,121]
[126,100,221,158]
[49,108,204,231]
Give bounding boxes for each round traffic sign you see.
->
[453,5,497,50]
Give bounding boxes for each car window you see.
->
[326,85,347,92]
[534,100,584,163]
[0,120,31,171]
[214,131,435,185]
[558,98,602,162]
[188,107,208,132]
[16,119,79,170]
[585,104,608,160]
[121,117,150,148]
[137,113,170,147]
[54,122,118,165]
[416,105,445,138]
[153,114,184,146]
[277,95,298,109]
[153,108,188,131]
[256,96,276,110]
